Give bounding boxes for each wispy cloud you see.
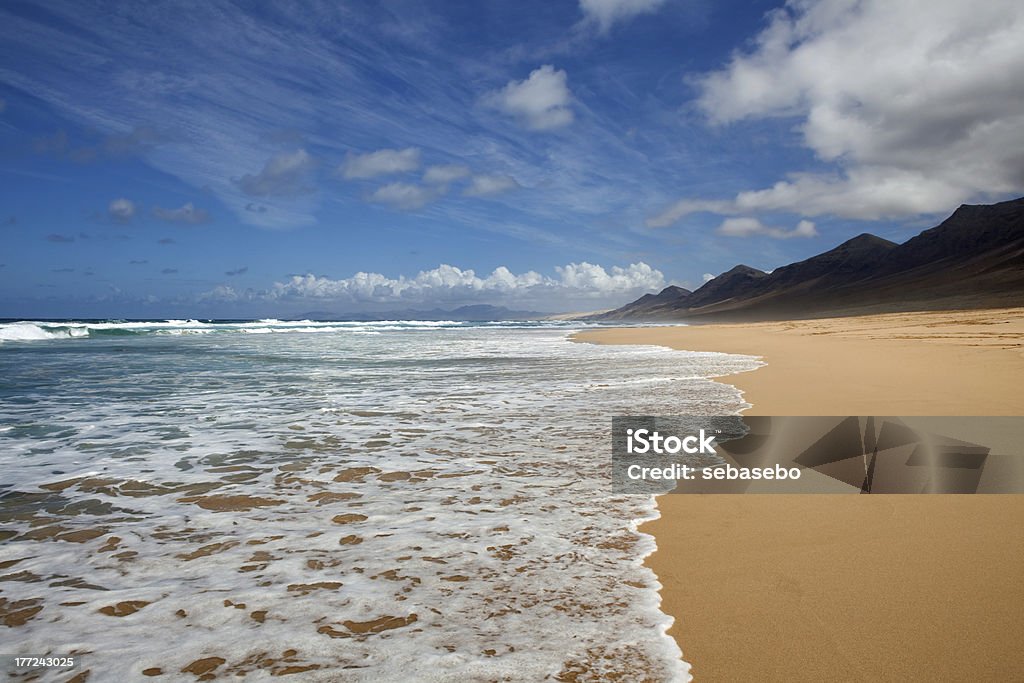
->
[0,3,692,246]
[578,0,667,34]
[464,174,520,197]
[341,148,421,180]
[235,149,316,198]
[368,182,445,211]
[225,266,248,276]
[32,126,164,163]
[423,164,470,185]
[104,125,164,156]
[153,202,209,224]
[717,217,818,240]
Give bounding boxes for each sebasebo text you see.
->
[626,463,802,481]
[626,428,717,455]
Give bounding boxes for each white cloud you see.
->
[657,0,1024,225]
[199,285,240,302]
[153,201,209,224]
[486,65,574,131]
[368,182,444,211]
[464,174,520,197]
[717,217,817,239]
[579,0,667,33]
[647,198,733,228]
[268,262,664,307]
[554,261,663,292]
[341,147,421,180]
[108,197,136,222]
[235,149,316,198]
[423,164,470,185]
[702,273,715,283]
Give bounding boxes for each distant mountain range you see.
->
[294,304,544,321]
[596,197,1024,321]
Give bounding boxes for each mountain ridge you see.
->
[596,197,1024,321]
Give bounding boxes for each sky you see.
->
[1,0,1022,317]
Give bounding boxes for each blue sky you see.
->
[1,0,1022,317]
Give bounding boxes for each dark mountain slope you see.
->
[686,265,768,310]
[596,196,1024,321]
[595,285,691,321]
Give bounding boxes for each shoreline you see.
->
[573,307,1024,681]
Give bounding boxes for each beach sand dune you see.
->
[575,308,1024,681]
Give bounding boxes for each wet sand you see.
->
[574,308,1024,681]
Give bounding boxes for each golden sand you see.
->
[575,308,1024,681]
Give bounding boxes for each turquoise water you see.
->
[0,320,759,681]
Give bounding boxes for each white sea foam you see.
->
[0,322,87,341]
[0,325,760,681]
[0,318,585,343]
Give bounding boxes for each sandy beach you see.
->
[575,308,1024,681]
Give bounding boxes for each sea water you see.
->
[0,320,760,681]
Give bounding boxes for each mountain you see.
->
[685,233,899,317]
[292,304,545,321]
[596,285,691,321]
[446,304,544,320]
[598,196,1024,321]
[686,265,769,310]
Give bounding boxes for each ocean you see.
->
[0,319,760,681]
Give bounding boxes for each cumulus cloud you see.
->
[153,202,209,224]
[266,262,664,307]
[463,174,520,197]
[579,0,667,33]
[486,65,574,131]
[655,0,1024,225]
[341,147,421,180]
[235,149,316,198]
[108,197,136,222]
[717,217,818,239]
[423,164,470,185]
[368,182,444,211]
[199,285,240,302]
[702,273,715,283]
